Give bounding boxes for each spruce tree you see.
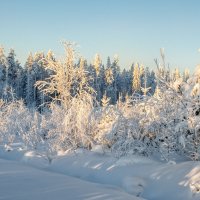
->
[132,63,141,92]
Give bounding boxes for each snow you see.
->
[0,147,199,200]
[0,158,142,200]
[48,151,200,200]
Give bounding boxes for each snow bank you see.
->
[0,158,143,200]
[0,147,199,200]
[48,150,200,200]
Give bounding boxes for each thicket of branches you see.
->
[0,44,200,162]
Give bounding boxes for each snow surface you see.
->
[0,146,200,200]
[0,158,142,200]
[48,151,200,200]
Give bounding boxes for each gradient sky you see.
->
[1,0,200,71]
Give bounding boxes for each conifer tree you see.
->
[93,54,102,102]
[106,56,111,68]
[111,55,120,103]
[94,54,101,76]
[101,93,110,107]
[105,68,114,85]
[4,49,23,100]
[0,47,6,97]
[132,63,141,92]
[24,53,34,106]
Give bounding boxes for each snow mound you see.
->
[122,176,146,197]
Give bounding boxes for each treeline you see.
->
[0,46,190,108]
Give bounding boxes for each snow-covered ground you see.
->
[0,146,200,200]
[0,158,142,200]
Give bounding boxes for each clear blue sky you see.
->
[1,0,200,71]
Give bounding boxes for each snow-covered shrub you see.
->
[46,95,94,152]
[90,105,119,150]
[0,100,27,145]
[0,100,44,150]
[102,81,194,160]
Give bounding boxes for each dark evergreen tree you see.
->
[0,47,7,98]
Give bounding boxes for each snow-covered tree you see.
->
[35,43,95,150]
[173,68,181,81]
[105,68,114,85]
[132,63,141,92]
[0,47,7,98]
[93,54,101,76]
[141,67,151,96]
[183,68,190,82]
[101,93,110,107]
[93,54,102,102]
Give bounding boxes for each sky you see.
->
[1,0,200,71]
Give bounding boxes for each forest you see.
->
[0,43,199,163]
